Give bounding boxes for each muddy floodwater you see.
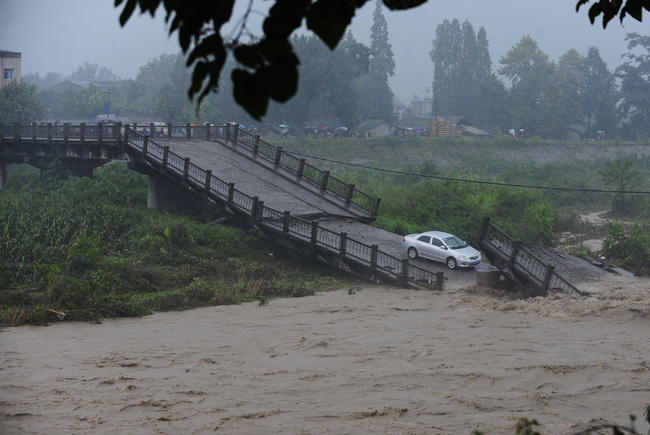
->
[1,274,649,434]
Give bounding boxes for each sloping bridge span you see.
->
[2,122,442,289]
[477,217,586,297]
[121,127,445,290]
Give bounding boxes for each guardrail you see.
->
[124,128,444,290]
[477,217,585,296]
[1,122,380,218]
[197,125,380,217]
[0,122,121,143]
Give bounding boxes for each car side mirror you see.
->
[441,246,448,250]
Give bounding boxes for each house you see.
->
[355,119,400,138]
[1,50,21,89]
[49,80,114,92]
[401,116,491,138]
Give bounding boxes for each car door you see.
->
[415,235,434,259]
[430,237,447,262]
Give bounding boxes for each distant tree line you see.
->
[4,0,650,140]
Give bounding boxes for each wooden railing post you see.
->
[227,182,235,206]
[509,240,522,268]
[13,123,20,143]
[370,244,378,269]
[541,265,555,293]
[205,122,211,140]
[436,271,445,291]
[186,123,191,139]
[256,200,264,223]
[47,123,52,142]
[478,216,491,241]
[167,123,172,138]
[63,123,70,143]
[80,123,86,143]
[162,146,170,168]
[401,258,409,288]
[320,170,330,192]
[204,170,212,192]
[31,122,37,142]
[251,196,259,219]
[183,157,190,180]
[345,184,355,204]
[283,211,291,233]
[339,232,348,257]
[274,147,283,167]
[141,135,149,157]
[116,122,122,143]
[0,123,4,143]
[233,124,239,141]
[297,158,305,179]
[310,222,319,248]
[149,124,154,138]
[371,197,381,217]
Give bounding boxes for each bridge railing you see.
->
[477,217,585,296]
[1,122,121,142]
[124,128,443,290]
[219,126,381,217]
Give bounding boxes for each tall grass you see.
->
[0,163,350,326]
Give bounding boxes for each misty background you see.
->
[1,0,646,103]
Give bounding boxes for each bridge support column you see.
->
[0,160,6,190]
[147,173,205,215]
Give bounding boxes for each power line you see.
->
[288,150,650,195]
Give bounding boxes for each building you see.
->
[0,50,21,88]
[355,119,401,138]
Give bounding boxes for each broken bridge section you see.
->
[122,127,445,291]
[477,217,588,297]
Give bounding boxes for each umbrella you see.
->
[280,124,289,128]
[336,126,348,131]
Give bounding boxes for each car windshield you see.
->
[443,236,467,249]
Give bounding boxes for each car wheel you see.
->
[446,257,457,269]
[407,247,418,259]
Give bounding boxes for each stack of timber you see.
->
[428,119,463,138]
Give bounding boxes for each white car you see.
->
[402,231,482,269]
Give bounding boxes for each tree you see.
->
[67,63,120,82]
[582,47,617,138]
[430,18,463,116]
[115,0,648,120]
[598,159,642,214]
[356,0,395,120]
[499,36,569,138]
[0,81,45,122]
[616,32,650,139]
[22,72,64,90]
[556,49,588,127]
[264,32,369,129]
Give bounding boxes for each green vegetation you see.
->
[0,163,352,326]
[276,135,650,269]
[2,136,649,326]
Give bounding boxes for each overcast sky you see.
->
[1,0,647,106]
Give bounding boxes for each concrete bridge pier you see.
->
[147,173,205,215]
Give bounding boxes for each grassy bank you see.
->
[0,163,355,326]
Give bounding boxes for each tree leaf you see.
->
[383,0,427,11]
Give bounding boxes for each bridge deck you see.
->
[162,139,361,219]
